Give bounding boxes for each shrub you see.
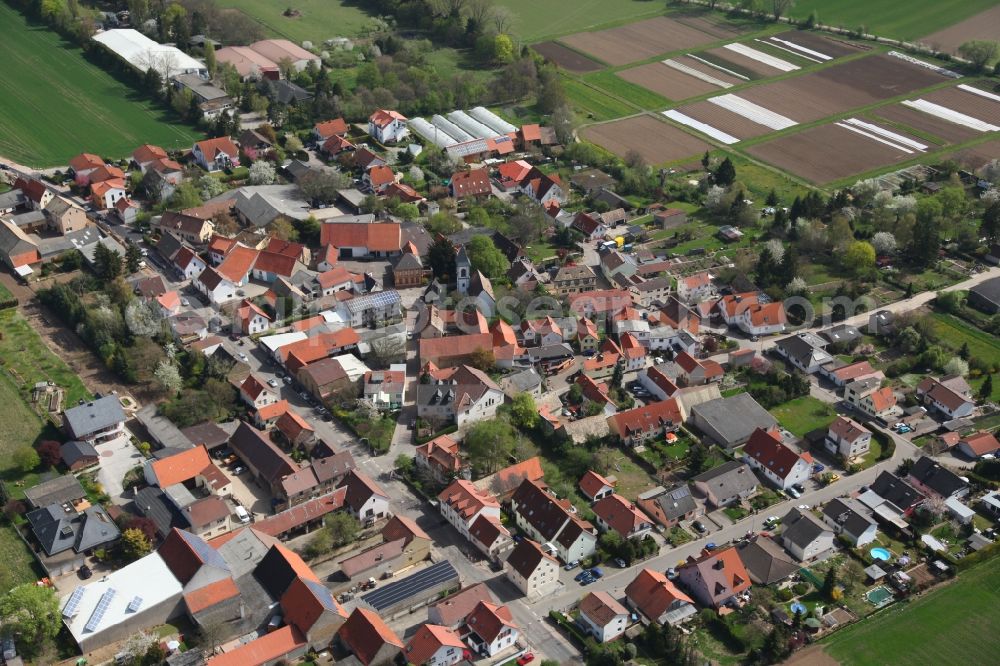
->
[777,588,793,601]
[792,582,809,596]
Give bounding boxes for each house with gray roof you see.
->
[691,461,758,508]
[780,508,835,562]
[26,504,120,575]
[821,498,877,546]
[774,334,833,374]
[60,440,99,471]
[689,393,778,449]
[24,475,87,510]
[737,536,798,584]
[500,368,542,399]
[63,395,127,445]
[637,484,699,528]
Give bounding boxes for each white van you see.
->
[234,505,251,524]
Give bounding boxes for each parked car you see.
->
[705,542,717,550]
[791,483,805,494]
[786,487,801,499]
[78,564,93,580]
[516,653,535,665]
[233,466,245,475]
[588,567,604,579]
[614,558,627,568]
[574,570,591,582]
[692,520,707,534]
[234,506,251,524]
[224,454,238,465]
[267,379,279,388]
[564,560,580,571]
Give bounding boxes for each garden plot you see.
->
[765,30,863,60]
[618,62,726,101]
[721,42,800,72]
[949,137,1000,171]
[665,95,791,143]
[559,15,739,66]
[663,109,740,144]
[917,84,1000,127]
[747,119,932,184]
[709,94,798,129]
[581,114,711,164]
[735,53,951,123]
[873,103,981,143]
[532,41,602,72]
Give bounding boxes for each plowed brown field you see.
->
[581,114,711,164]
[560,15,736,66]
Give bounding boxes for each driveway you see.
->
[227,470,274,517]
[94,434,145,502]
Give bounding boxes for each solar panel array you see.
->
[127,596,143,612]
[361,560,459,612]
[62,587,86,618]
[348,290,401,313]
[85,588,117,632]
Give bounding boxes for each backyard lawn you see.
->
[929,313,1000,400]
[823,558,1000,666]
[0,3,202,166]
[769,396,837,437]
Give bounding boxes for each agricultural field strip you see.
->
[722,42,799,72]
[662,109,740,144]
[887,51,962,79]
[900,99,1000,132]
[958,83,1000,103]
[766,36,832,61]
[839,118,929,151]
[834,122,921,154]
[754,38,823,64]
[707,93,798,130]
[685,53,750,81]
[663,59,733,88]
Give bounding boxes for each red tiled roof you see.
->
[291,315,326,332]
[869,387,897,412]
[276,408,314,440]
[418,333,492,366]
[281,575,346,633]
[253,489,347,536]
[217,244,258,282]
[314,118,348,138]
[207,625,306,666]
[196,136,239,160]
[828,416,869,442]
[429,583,496,628]
[497,160,533,184]
[241,374,271,401]
[404,624,464,665]
[438,479,498,521]
[520,124,541,142]
[451,168,491,198]
[320,222,401,252]
[593,493,652,537]
[608,399,682,437]
[625,568,693,620]
[337,608,404,665]
[579,590,628,627]
[367,165,396,187]
[184,577,240,614]
[382,514,431,543]
[579,470,615,500]
[132,144,168,165]
[384,181,423,202]
[88,164,126,184]
[69,153,104,172]
[323,134,355,154]
[149,445,212,487]
[961,431,1000,456]
[253,250,299,277]
[747,302,786,327]
[717,292,759,319]
[465,601,516,643]
[831,360,877,382]
[743,428,811,479]
[369,109,407,128]
[255,399,290,422]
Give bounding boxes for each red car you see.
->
[517,653,535,665]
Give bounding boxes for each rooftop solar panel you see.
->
[360,560,458,612]
[63,587,86,618]
[85,588,117,632]
[127,596,143,612]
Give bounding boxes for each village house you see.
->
[552,264,597,295]
[368,109,409,143]
[741,428,813,491]
[510,479,597,564]
[821,498,878,547]
[577,591,629,643]
[403,624,464,666]
[505,539,560,600]
[320,221,401,258]
[335,608,404,666]
[692,461,758,508]
[193,136,240,172]
[438,479,501,541]
[450,167,492,200]
[234,299,271,335]
[915,376,975,420]
[463,601,519,658]
[826,416,872,461]
[363,367,406,411]
[845,378,897,420]
[625,568,697,625]
[735,536,798,585]
[63,395,127,446]
[958,431,1000,459]
[416,434,464,484]
[592,494,655,540]
[606,398,683,447]
[906,456,969,500]
[416,364,504,430]
[780,507,836,561]
[239,374,278,409]
[579,470,616,502]
[774,333,834,374]
[637,484,699,528]
[676,547,752,609]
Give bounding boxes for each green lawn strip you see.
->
[215,0,373,43]
[0,282,13,301]
[769,396,837,437]
[929,313,1000,400]
[0,3,202,166]
[582,71,670,111]
[562,78,639,121]
[787,0,999,42]
[0,523,40,594]
[823,558,1000,666]
[0,310,91,407]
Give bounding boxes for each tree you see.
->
[509,393,538,430]
[369,335,405,368]
[269,217,299,242]
[979,374,993,401]
[465,419,518,476]
[427,236,457,279]
[36,440,62,468]
[465,235,509,278]
[822,567,840,601]
[958,40,998,71]
[304,528,333,559]
[298,169,347,204]
[93,242,123,282]
[326,512,360,547]
[909,214,941,267]
[125,243,142,274]
[469,347,495,372]
[687,444,707,475]
[120,527,152,561]
[0,584,61,656]
[982,202,1000,243]
[712,157,735,186]
[493,34,514,63]
[395,454,415,477]
[771,0,794,19]
[871,231,897,256]
[154,360,183,394]
[12,446,39,473]
[701,151,711,171]
[168,180,203,210]
[943,357,969,377]
[843,240,876,277]
[248,160,277,185]
[204,40,217,77]
[123,516,158,544]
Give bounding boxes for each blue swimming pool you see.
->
[870,547,891,561]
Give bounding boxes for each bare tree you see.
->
[467,0,494,26]
[491,6,514,35]
[772,0,794,20]
[369,335,405,369]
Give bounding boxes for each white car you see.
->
[234,506,251,524]
[267,379,279,388]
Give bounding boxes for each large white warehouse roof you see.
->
[93,29,207,80]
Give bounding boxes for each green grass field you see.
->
[0,310,91,407]
[497,0,663,42]
[563,79,637,122]
[787,0,998,41]
[824,559,1000,666]
[583,71,669,111]
[0,3,202,167]
[769,395,837,437]
[217,0,376,43]
[929,312,1000,400]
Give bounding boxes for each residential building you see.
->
[592,494,655,540]
[416,364,504,430]
[60,440,99,471]
[735,536,798,585]
[968,276,1000,314]
[625,568,696,625]
[676,547,752,609]
[510,479,597,563]
[403,624,464,666]
[369,109,409,143]
[234,299,271,335]
[428,584,496,630]
[339,470,390,522]
[869,471,925,514]
[691,461,758,508]
[906,456,969,500]
[780,507,835,561]
[637,485,698,528]
[579,470,616,502]
[551,264,597,296]
[438,479,501,540]
[825,416,872,461]
[821,498,878,547]
[505,539,560,600]
[670,351,724,386]
[741,428,813,491]
[416,434,463,484]
[450,168,492,199]
[193,137,239,172]
[577,317,601,352]
[958,431,1000,459]
[335,608,404,666]
[916,376,975,420]
[464,601,519,657]
[363,367,406,411]
[845,379,897,420]
[690,393,778,449]
[26,503,120,576]
[654,207,687,229]
[606,398,683,447]
[577,591,629,643]
[239,374,278,409]
[62,395,127,445]
[774,333,834,374]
